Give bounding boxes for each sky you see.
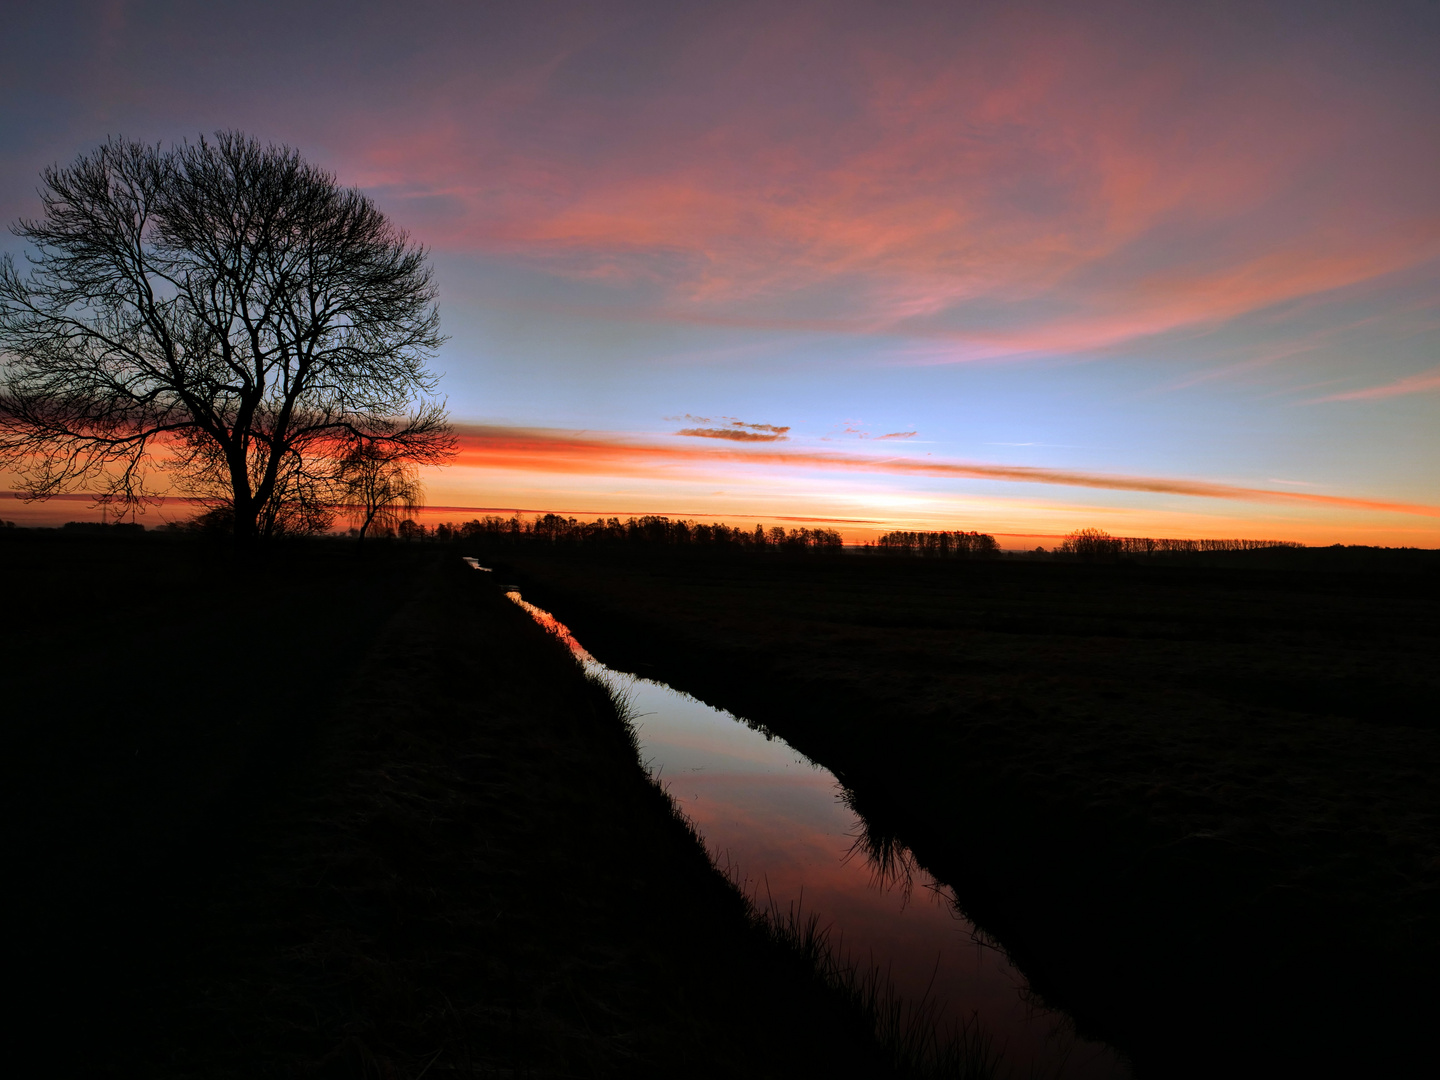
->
[2,0,1438,545]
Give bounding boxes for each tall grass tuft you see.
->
[733,871,1004,1080]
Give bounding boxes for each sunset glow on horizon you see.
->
[3,1,1437,545]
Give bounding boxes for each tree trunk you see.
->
[231,490,259,541]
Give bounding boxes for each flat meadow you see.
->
[7,524,1436,1076]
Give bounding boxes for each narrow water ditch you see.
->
[492,569,1128,1078]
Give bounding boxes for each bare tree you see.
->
[0,133,455,538]
[337,439,424,541]
[1058,527,1123,560]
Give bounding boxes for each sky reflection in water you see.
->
[507,589,1127,1077]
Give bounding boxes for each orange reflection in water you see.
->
[507,592,595,663]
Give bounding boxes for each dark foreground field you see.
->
[3,531,924,1077]
[490,544,1440,1077]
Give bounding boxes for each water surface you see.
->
[505,585,1127,1078]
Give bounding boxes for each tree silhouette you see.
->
[0,133,455,538]
[1059,527,1123,560]
[337,439,424,541]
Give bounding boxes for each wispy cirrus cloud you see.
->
[1309,365,1440,403]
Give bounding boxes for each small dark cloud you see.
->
[676,427,788,442]
[672,414,790,441]
[835,424,913,440]
[720,416,791,435]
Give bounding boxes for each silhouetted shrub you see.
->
[1058,527,1123,560]
[868,529,999,558]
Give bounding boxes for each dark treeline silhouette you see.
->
[430,513,845,551]
[1056,526,1301,559]
[61,520,147,534]
[867,529,1000,557]
[22,518,1424,574]
[343,517,1309,562]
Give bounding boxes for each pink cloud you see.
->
[325,6,1439,358]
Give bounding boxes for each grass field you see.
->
[3,531,965,1077]
[487,543,1440,1076]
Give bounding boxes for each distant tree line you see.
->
[865,530,999,557]
[428,514,844,551]
[1056,527,1301,559]
[62,520,147,534]
[327,519,1303,560]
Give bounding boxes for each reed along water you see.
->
[504,583,1128,1078]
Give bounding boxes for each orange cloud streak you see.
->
[451,427,1440,518]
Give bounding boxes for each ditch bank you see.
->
[156,556,918,1077]
[6,535,963,1077]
